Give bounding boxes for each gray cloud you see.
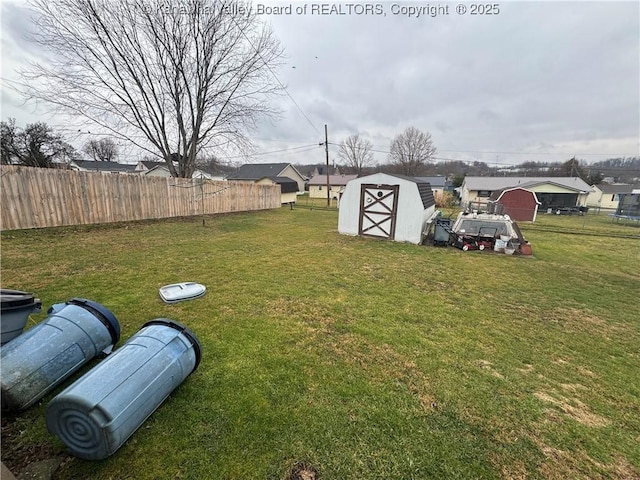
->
[2,1,638,165]
[265,1,639,164]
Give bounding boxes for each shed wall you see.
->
[338,173,434,244]
[496,189,539,222]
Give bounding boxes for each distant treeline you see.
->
[296,157,640,185]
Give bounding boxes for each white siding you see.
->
[279,165,305,192]
[309,184,342,199]
[338,173,435,245]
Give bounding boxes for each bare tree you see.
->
[338,134,373,176]
[1,118,77,167]
[388,127,437,176]
[82,137,118,162]
[193,153,231,173]
[17,0,284,177]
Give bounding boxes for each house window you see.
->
[611,194,616,201]
[318,185,322,191]
[477,190,491,198]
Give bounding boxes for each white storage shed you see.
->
[338,173,436,244]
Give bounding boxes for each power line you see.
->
[252,137,320,144]
[223,144,320,159]
[214,145,321,163]
[248,144,319,156]
[229,17,323,138]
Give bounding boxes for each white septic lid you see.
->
[159,282,206,304]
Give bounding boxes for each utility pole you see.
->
[324,124,330,207]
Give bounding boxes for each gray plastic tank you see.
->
[0,289,42,345]
[46,319,202,460]
[1,298,120,412]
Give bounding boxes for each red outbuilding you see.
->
[488,187,541,222]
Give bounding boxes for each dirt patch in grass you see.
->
[534,391,610,427]
[318,332,437,412]
[1,415,69,477]
[275,296,438,412]
[266,297,338,332]
[477,359,505,379]
[560,383,588,392]
[611,457,640,480]
[538,444,596,479]
[548,307,628,337]
[517,363,535,374]
[535,442,640,480]
[286,461,320,480]
[495,458,528,480]
[577,365,598,378]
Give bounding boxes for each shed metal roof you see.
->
[383,174,435,209]
[259,176,299,193]
[489,187,541,204]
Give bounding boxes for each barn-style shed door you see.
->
[358,184,399,239]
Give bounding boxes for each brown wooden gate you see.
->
[358,184,399,239]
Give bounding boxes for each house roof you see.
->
[227,163,293,180]
[142,165,216,179]
[143,165,169,175]
[312,166,341,176]
[596,184,639,194]
[463,176,593,193]
[308,174,358,186]
[73,160,137,173]
[138,160,165,169]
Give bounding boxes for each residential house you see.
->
[310,165,341,178]
[141,164,221,180]
[134,160,165,173]
[414,176,452,196]
[586,184,639,213]
[308,174,358,200]
[461,177,593,212]
[226,163,306,192]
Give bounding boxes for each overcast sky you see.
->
[1,1,639,167]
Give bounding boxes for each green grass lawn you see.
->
[1,208,639,479]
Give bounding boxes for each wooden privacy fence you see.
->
[0,165,281,230]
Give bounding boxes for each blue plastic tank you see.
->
[0,298,120,412]
[46,319,202,460]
